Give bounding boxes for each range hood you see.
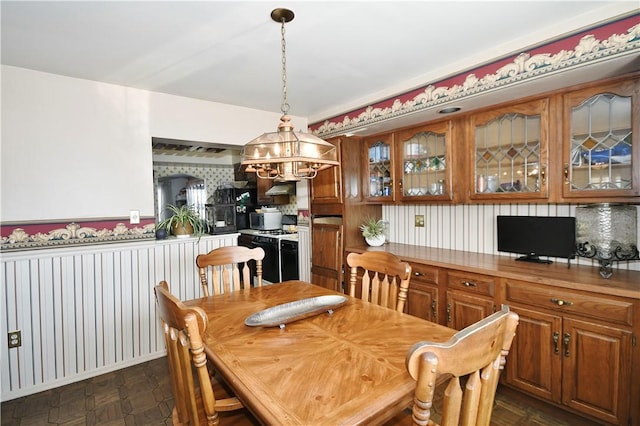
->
[265,183,296,196]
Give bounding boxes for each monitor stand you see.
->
[515,254,552,264]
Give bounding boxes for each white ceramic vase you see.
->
[365,235,386,246]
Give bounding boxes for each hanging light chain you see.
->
[280,17,289,116]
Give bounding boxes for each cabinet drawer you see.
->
[505,280,634,326]
[408,263,439,285]
[447,271,495,297]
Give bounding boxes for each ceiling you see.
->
[2,1,638,140]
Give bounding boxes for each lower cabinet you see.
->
[344,245,639,424]
[504,279,635,425]
[405,263,439,321]
[310,220,343,292]
[445,270,496,330]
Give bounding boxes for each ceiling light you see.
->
[241,8,338,181]
[439,106,461,114]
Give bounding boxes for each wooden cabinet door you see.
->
[561,78,640,203]
[406,263,440,322]
[505,305,562,403]
[364,133,395,202]
[469,97,550,202]
[310,137,342,210]
[256,178,273,205]
[310,222,343,292]
[445,291,494,330]
[396,120,455,203]
[562,317,632,425]
[407,282,438,322]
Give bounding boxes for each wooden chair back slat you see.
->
[347,251,412,312]
[196,246,265,296]
[405,305,519,426]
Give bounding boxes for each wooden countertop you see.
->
[345,243,640,299]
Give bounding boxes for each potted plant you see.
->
[156,204,205,238]
[360,217,386,246]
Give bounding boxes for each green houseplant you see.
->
[156,204,205,238]
[360,217,386,246]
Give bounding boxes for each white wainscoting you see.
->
[0,234,237,401]
[383,204,640,272]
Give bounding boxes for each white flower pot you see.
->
[365,235,386,246]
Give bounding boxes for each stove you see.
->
[239,228,298,241]
[258,229,297,236]
[238,228,299,283]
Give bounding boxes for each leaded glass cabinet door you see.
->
[562,79,639,201]
[364,133,395,202]
[470,98,549,201]
[397,121,453,201]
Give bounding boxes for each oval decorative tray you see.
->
[245,295,348,329]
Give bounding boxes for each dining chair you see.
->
[196,246,265,296]
[346,251,413,312]
[154,281,258,425]
[389,305,519,426]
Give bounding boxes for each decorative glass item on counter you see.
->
[401,130,447,197]
[474,112,541,194]
[567,92,632,193]
[575,203,639,278]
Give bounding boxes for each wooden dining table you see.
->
[185,280,456,425]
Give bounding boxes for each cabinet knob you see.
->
[550,298,573,306]
[563,164,570,184]
[414,272,424,277]
[461,280,477,287]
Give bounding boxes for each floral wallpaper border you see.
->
[1,219,156,251]
[310,14,640,138]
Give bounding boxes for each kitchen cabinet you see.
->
[561,77,640,202]
[310,136,381,294]
[256,178,289,205]
[345,242,640,424]
[233,162,256,183]
[310,219,343,292]
[469,97,550,202]
[445,270,496,330]
[405,263,439,322]
[504,279,634,425]
[396,120,457,202]
[310,137,342,215]
[364,133,395,202]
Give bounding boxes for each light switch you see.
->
[130,210,140,224]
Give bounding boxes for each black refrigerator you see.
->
[234,187,257,230]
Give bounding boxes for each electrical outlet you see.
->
[8,330,21,348]
[129,210,140,225]
[415,215,425,227]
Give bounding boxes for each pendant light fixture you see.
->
[241,8,339,181]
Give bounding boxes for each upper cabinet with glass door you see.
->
[364,133,395,202]
[469,98,550,202]
[562,78,639,202]
[397,120,454,202]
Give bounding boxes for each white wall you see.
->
[0,65,307,222]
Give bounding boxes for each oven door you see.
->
[251,235,280,283]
